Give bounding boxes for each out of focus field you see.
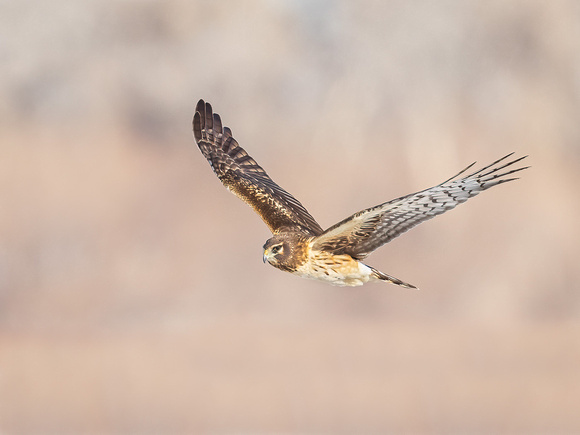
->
[1,1,579,433]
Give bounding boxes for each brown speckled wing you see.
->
[193,100,323,236]
[313,153,529,259]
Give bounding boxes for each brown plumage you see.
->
[193,99,529,288]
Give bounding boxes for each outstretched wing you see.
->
[313,153,529,259]
[193,100,323,235]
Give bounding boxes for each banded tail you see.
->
[369,265,418,289]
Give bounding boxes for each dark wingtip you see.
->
[204,101,213,131]
[213,112,223,135]
[193,111,202,142]
[193,99,206,137]
[195,99,205,115]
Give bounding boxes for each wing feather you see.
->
[193,99,323,235]
[313,153,529,259]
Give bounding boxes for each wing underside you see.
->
[313,153,529,259]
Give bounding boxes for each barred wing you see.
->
[193,100,323,235]
[313,153,529,259]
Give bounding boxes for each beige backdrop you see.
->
[1,1,579,433]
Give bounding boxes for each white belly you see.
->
[293,253,376,287]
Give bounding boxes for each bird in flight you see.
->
[193,100,528,288]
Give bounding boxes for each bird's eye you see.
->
[271,244,282,254]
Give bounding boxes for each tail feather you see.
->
[369,266,418,289]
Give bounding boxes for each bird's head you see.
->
[263,236,290,267]
[263,232,309,272]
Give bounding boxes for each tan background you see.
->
[1,1,579,433]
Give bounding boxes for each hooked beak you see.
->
[263,250,268,263]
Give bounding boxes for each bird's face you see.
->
[263,239,287,266]
[263,233,307,272]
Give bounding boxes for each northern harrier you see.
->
[193,100,528,288]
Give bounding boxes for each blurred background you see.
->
[1,0,579,433]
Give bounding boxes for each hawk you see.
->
[193,100,528,288]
